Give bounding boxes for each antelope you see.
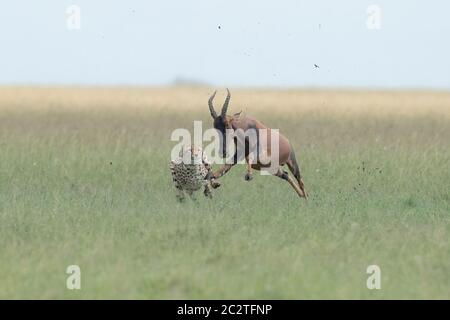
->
[208,89,308,199]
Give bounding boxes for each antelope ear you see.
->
[233,111,242,119]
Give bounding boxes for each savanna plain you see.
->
[0,87,449,299]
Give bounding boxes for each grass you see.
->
[0,87,449,299]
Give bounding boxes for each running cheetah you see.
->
[169,146,220,201]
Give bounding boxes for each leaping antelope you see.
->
[208,89,308,199]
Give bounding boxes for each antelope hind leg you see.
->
[275,168,307,199]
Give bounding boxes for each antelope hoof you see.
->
[244,173,253,181]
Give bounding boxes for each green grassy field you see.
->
[0,87,449,299]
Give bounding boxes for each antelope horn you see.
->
[208,90,218,119]
[221,88,231,118]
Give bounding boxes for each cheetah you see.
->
[169,145,220,201]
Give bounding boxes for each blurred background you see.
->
[0,0,449,89]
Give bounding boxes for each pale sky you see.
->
[1,0,449,89]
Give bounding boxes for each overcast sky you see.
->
[1,0,449,89]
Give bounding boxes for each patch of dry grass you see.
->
[1,86,450,117]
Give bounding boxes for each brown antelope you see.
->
[208,89,308,199]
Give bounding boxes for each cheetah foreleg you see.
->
[203,182,213,199]
[204,164,221,189]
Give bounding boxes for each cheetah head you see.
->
[180,145,205,165]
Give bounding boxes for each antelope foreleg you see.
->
[244,155,254,181]
[213,164,235,179]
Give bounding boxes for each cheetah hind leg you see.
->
[172,178,185,202]
[185,190,198,201]
[170,162,185,202]
[174,185,185,202]
[175,188,185,202]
